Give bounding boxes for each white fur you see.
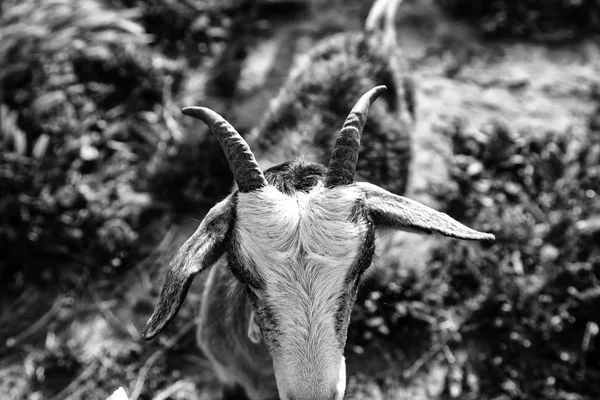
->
[235,184,367,399]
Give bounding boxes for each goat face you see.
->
[232,174,373,399]
[141,86,495,400]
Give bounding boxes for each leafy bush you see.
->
[438,0,600,40]
[107,0,240,62]
[348,96,600,397]
[0,0,185,288]
[441,113,600,397]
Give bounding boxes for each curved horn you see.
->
[181,107,267,193]
[325,85,387,188]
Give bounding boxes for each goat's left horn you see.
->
[325,85,386,188]
[182,107,267,192]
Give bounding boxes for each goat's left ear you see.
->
[142,194,236,340]
[357,182,495,241]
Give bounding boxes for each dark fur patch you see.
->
[264,160,327,194]
[333,218,376,347]
[255,297,281,351]
[348,198,365,223]
[346,218,376,283]
[226,249,266,291]
[226,232,282,350]
[221,194,266,293]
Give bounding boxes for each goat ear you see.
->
[142,194,236,340]
[357,182,495,241]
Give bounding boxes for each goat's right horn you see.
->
[325,85,386,188]
[182,107,267,193]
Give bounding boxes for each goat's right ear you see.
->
[357,182,495,241]
[141,194,236,340]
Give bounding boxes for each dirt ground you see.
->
[1,0,600,399]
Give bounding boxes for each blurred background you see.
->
[1,0,599,399]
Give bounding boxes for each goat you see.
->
[250,0,414,195]
[142,1,495,399]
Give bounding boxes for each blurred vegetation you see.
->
[348,91,600,398]
[440,104,600,397]
[0,0,242,291]
[437,0,600,40]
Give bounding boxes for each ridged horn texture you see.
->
[325,85,387,188]
[181,107,267,193]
